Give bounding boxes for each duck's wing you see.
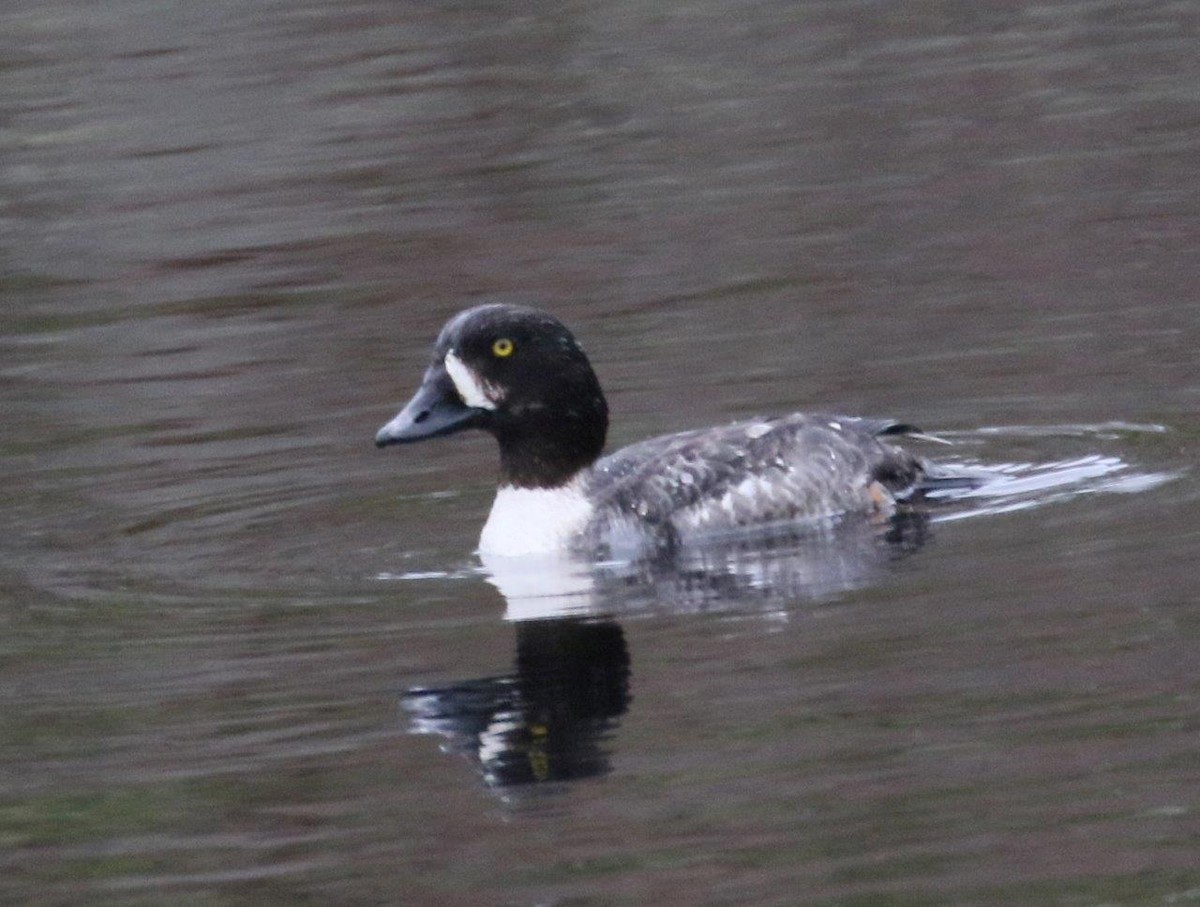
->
[588,413,924,538]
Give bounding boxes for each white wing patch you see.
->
[445,349,498,410]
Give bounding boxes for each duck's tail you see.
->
[912,460,993,500]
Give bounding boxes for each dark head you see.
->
[375,305,609,488]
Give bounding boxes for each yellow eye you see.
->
[492,337,514,358]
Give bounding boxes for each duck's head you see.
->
[376,304,609,488]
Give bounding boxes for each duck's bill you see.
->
[375,366,484,447]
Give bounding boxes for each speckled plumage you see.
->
[584,414,923,550]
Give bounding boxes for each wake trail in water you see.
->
[919,423,1180,522]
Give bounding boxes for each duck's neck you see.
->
[493,396,608,490]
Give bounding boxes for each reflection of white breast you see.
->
[479,548,598,621]
[478,477,594,557]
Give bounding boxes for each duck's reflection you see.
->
[403,513,929,793]
[404,618,630,789]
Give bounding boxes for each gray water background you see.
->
[2,1,1198,903]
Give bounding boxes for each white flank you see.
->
[444,349,497,410]
[478,478,594,556]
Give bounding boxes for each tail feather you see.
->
[913,461,992,498]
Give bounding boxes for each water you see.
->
[3,1,1199,903]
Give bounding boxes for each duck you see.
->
[376,304,953,558]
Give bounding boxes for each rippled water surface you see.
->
[3,1,1198,904]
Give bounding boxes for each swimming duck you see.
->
[376,304,942,557]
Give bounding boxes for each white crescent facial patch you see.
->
[444,349,498,410]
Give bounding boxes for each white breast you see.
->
[478,478,594,556]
